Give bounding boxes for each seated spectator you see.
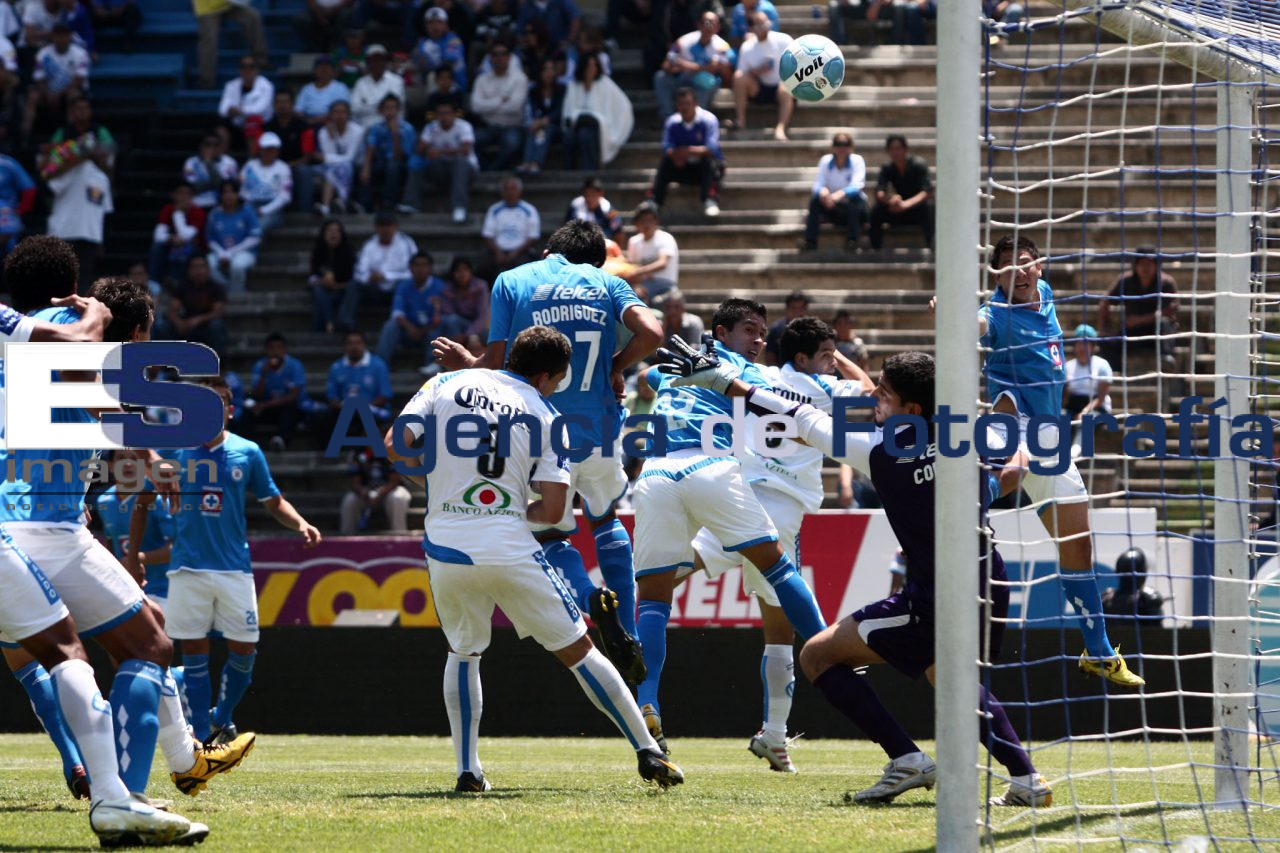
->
[729,0,777,47]
[350,44,405,130]
[0,153,35,261]
[1098,245,1180,363]
[436,256,490,341]
[246,333,307,451]
[471,0,518,70]
[351,0,416,49]
[653,11,735,120]
[870,133,934,251]
[658,288,704,345]
[648,0,728,80]
[149,182,206,287]
[423,66,465,121]
[517,0,581,47]
[412,7,468,100]
[561,50,633,171]
[866,0,935,46]
[827,0,865,45]
[347,210,419,329]
[217,56,275,154]
[264,91,316,212]
[1064,323,1113,451]
[206,179,262,294]
[297,55,353,126]
[801,132,866,251]
[332,27,368,87]
[314,100,364,215]
[731,12,792,140]
[764,290,808,365]
[518,58,565,173]
[25,22,89,137]
[89,1,142,47]
[194,0,268,90]
[184,133,240,209]
[624,200,678,302]
[984,0,1024,44]
[566,176,622,240]
[418,0,473,56]
[471,43,528,171]
[296,0,354,52]
[560,24,612,84]
[407,100,477,224]
[832,309,868,369]
[309,218,358,333]
[327,330,392,425]
[480,175,540,280]
[164,255,228,359]
[239,132,293,230]
[376,251,445,374]
[652,86,723,217]
[360,93,415,212]
[45,144,112,293]
[341,446,411,533]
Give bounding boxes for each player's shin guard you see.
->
[443,653,482,777]
[158,669,196,774]
[109,659,165,794]
[812,665,919,760]
[636,600,670,712]
[543,540,597,614]
[761,644,795,738]
[15,660,83,781]
[182,654,212,741]
[570,647,660,753]
[593,520,637,636]
[212,652,256,729]
[760,556,826,640]
[1060,571,1117,659]
[978,684,1034,777]
[50,659,130,803]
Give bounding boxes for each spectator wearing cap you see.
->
[801,133,867,252]
[217,55,275,155]
[518,57,565,173]
[652,86,724,217]
[376,250,447,375]
[193,0,268,90]
[870,133,934,251]
[653,11,736,120]
[360,93,415,212]
[265,89,317,212]
[764,290,809,365]
[731,11,792,140]
[481,175,541,280]
[149,182,206,287]
[413,7,468,96]
[517,0,582,47]
[183,133,239,210]
[350,44,406,130]
[349,210,419,328]
[24,21,88,137]
[565,176,622,240]
[239,132,293,231]
[296,0,354,52]
[407,100,476,224]
[297,56,352,126]
[332,28,367,88]
[205,179,261,294]
[624,201,678,303]
[1098,245,1181,364]
[471,42,528,172]
[1064,323,1113,424]
[832,309,868,369]
[314,100,364,216]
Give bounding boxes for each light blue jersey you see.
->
[487,253,644,447]
[167,432,280,575]
[647,342,772,454]
[96,485,174,597]
[979,278,1066,418]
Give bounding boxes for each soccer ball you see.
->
[778,34,845,103]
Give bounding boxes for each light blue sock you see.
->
[110,659,164,793]
[760,554,827,641]
[15,661,83,781]
[183,653,212,741]
[593,520,637,636]
[1061,571,1117,659]
[170,666,191,727]
[543,539,596,613]
[636,600,671,713]
[212,651,256,729]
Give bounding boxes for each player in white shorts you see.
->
[389,326,681,793]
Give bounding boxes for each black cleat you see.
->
[454,772,492,793]
[637,748,684,789]
[589,587,646,685]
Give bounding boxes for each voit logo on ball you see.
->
[779,34,846,103]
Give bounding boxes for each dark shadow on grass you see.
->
[345,789,561,801]
[0,804,79,814]
[986,803,1166,845]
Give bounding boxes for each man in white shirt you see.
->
[348,210,419,328]
[46,158,113,294]
[218,56,275,154]
[731,13,793,140]
[238,133,292,231]
[1064,323,1113,453]
[349,45,405,130]
[653,11,735,119]
[24,22,88,137]
[800,132,867,252]
[407,101,477,224]
[470,44,528,171]
[480,175,540,280]
[624,200,679,303]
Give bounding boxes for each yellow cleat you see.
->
[172,731,257,796]
[1078,646,1146,688]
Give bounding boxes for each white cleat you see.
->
[853,751,937,804]
[748,730,799,773]
[989,773,1053,807]
[90,793,195,848]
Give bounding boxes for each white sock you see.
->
[49,659,130,804]
[762,644,794,739]
[569,647,659,754]
[158,669,196,774]
[443,653,482,777]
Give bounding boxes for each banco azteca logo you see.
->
[463,479,512,509]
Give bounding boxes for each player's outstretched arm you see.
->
[263,495,322,546]
[431,336,481,371]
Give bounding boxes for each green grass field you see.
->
[1,734,1278,851]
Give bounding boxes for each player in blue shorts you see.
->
[661,340,1054,807]
[130,375,321,746]
[434,220,663,684]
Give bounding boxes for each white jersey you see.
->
[0,302,37,445]
[742,363,864,513]
[400,369,570,566]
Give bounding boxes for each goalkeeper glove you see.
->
[655,332,742,394]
